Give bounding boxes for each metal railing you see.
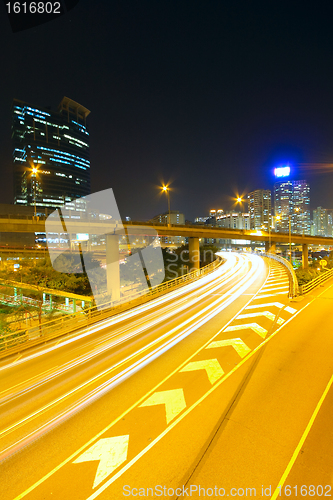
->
[256,252,299,298]
[299,268,333,295]
[0,257,223,359]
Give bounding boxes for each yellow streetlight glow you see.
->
[161,184,171,227]
[237,197,242,203]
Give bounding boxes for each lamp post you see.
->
[31,166,38,218]
[289,213,292,265]
[294,206,304,237]
[162,185,171,228]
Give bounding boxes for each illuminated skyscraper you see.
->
[313,207,333,237]
[247,189,271,230]
[274,179,310,234]
[12,97,90,214]
[274,180,293,232]
[291,180,310,234]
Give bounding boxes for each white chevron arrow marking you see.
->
[224,323,268,338]
[285,306,297,314]
[180,359,224,384]
[139,389,186,424]
[206,338,251,358]
[245,303,296,314]
[73,435,129,488]
[237,311,284,325]
[245,302,284,309]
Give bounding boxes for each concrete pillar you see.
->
[265,240,276,254]
[302,243,308,269]
[189,237,200,270]
[106,234,120,302]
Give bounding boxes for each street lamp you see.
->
[289,213,292,265]
[31,166,39,218]
[162,185,171,228]
[236,197,244,211]
[294,206,304,237]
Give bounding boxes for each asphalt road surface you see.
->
[1,252,325,500]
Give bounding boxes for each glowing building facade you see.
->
[274,180,310,234]
[247,189,271,230]
[12,97,90,215]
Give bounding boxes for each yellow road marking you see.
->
[206,338,251,358]
[139,389,186,424]
[12,255,277,499]
[270,372,333,500]
[73,435,129,489]
[180,359,224,384]
[224,323,268,338]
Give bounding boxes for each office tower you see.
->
[291,180,310,235]
[150,211,185,246]
[274,180,293,232]
[274,179,310,234]
[247,189,271,230]
[313,207,333,237]
[12,97,90,215]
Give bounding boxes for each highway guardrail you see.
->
[256,252,299,298]
[299,268,333,295]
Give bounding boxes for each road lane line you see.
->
[2,256,263,456]
[270,372,333,500]
[12,254,268,500]
[85,301,310,500]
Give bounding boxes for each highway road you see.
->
[0,251,314,500]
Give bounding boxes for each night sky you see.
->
[1,1,333,221]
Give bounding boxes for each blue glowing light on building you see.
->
[274,166,291,178]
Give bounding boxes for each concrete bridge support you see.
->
[265,241,276,254]
[106,234,120,301]
[189,237,200,270]
[302,243,309,269]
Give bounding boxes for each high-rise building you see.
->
[12,97,91,215]
[274,180,293,232]
[247,189,271,230]
[291,180,310,234]
[274,179,310,234]
[313,207,333,237]
[150,211,185,246]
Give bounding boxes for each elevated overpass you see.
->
[0,216,332,270]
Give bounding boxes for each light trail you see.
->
[0,253,237,371]
[0,253,265,461]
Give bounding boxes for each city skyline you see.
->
[1,2,333,221]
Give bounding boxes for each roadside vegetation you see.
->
[295,251,333,285]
